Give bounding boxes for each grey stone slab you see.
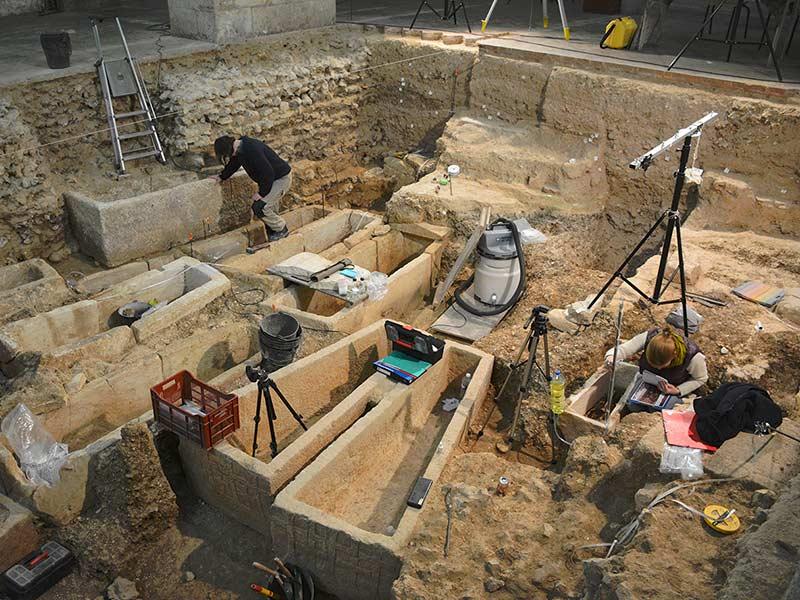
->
[65,172,253,267]
[705,419,800,490]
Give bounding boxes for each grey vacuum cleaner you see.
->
[455,218,526,316]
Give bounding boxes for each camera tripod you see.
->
[507,305,552,448]
[246,365,307,459]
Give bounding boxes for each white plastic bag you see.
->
[659,443,703,480]
[366,271,389,301]
[512,218,547,245]
[1,404,68,487]
[520,228,547,245]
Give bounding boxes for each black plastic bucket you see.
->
[40,32,71,69]
[259,312,302,372]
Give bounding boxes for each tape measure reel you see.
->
[703,504,740,534]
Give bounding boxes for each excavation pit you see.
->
[0,259,72,326]
[558,362,639,439]
[270,334,493,600]
[0,257,230,369]
[0,257,235,449]
[176,320,396,531]
[267,223,449,334]
[218,208,385,277]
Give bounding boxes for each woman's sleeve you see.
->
[677,353,709,396]
[604,331,648,362]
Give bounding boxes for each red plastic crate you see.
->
[151,371,240,449]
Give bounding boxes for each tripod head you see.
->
[525,305,550,335]
[245,364,270,384]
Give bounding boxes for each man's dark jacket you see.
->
[220,136,291,197]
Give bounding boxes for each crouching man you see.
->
[213,135,291,241]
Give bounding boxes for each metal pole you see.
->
[556,0,569,39]
[753,0,783,81]
[604,301,624,426]
[674,217,690,337]
[587,210,669,309]
[252,385,264,457]
[509,335,540,444]
[668,0,730,70]
[481,0,500,31]
[652,136,692,301]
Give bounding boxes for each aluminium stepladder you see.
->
[91,17,166,174]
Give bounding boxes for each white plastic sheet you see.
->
[1,404,68,487]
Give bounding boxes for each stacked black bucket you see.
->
[258,313,303,373]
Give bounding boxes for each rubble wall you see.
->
[0,28,473,264]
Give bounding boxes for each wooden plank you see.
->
[432,207,490,307]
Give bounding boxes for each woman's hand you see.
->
[658,380,680,396]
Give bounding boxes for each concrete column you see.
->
[168,0,335,43]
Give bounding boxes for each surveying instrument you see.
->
[246,364,307,459]
[587,112,719,337]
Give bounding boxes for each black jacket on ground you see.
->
[694,382,782,447]
[219,136,291,197]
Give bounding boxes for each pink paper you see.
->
[662,409,718,452]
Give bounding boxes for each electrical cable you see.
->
[553,414,572,446]
[574,477,737,559]
[453,218,526,317]
[224,286,267,317]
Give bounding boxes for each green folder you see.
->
[381,351,432,378]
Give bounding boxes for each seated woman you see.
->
[604,326,708,397]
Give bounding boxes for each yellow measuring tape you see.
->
[703,504,740,534]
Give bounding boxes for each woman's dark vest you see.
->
[638,328,700,385]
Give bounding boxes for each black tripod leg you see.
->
[509,335,540,445]
[653,136,692,301]
[668,0,730,70]
[410,1,426,29]
[461,2,472,33]
[269,380,308,431]
[252,385,263,457]
[754,0,783,81]
[542,331,551,381]
[674,218,690,337]
[264,386,280,458]
[726,0,743,62]
[588,210,669,309]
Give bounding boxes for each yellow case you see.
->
[601,16,638,49]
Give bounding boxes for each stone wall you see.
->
[0,0,39,16]
[0,98,64,264]
[168,0,335,43]
[357,37,475,162]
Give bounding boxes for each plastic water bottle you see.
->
[460,372,472,398]
[550,370,566,415]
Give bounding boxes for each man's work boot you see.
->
[268,226,289,242]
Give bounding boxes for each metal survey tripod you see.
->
[246,365,307,458]
[587,112,719,338]
[507,305,552,447]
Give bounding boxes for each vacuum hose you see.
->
[454,217,526,317]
